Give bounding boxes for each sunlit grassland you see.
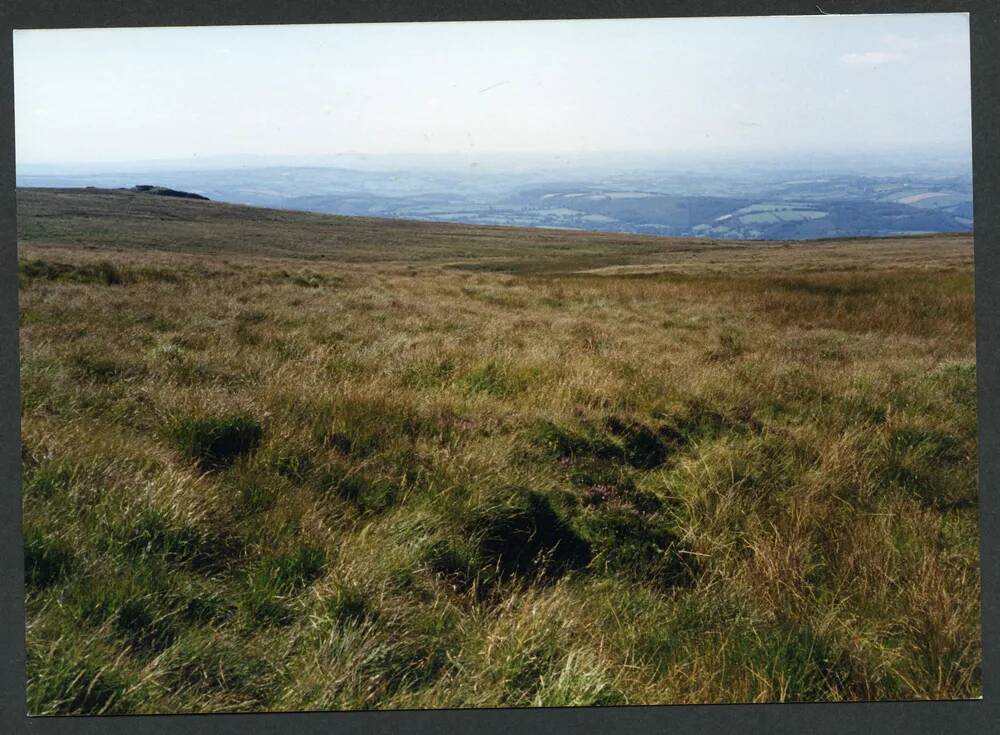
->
[19,189,979,713]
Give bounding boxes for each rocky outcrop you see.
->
[128,185,209,201]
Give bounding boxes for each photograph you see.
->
[14,12,982,715]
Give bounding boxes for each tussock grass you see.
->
[465,489,592,585]
[167,416,264,471]
[19,191,979,712]
[24,527,75,589]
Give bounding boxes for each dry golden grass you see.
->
[19,190,979,713]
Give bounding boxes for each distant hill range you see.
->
[16,162,973,240]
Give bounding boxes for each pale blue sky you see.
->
[14,14,971,165]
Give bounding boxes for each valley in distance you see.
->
[17,149,974,240]
[18,181,979,713]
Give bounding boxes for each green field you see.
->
[19,188,980,713]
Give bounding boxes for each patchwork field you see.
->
[18,188,980,713]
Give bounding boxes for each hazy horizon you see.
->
[15,143,972,165]
[15,14,972,168]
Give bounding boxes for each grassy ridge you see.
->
[19,190,979,713]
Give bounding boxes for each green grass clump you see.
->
[157,631,272,704]
[533,416,673,470]
[312,463,400,513]
[531,652,627,707]
[423,539,479,593]
[603,416,670,469]
[884,427,974,508]
[113,597,179,652]
[24,527,74,589]
[168,415,264,470]
[23,465,74,499]
[325,584,374,624]
[261,446,314,484]
[890,428,965,461]
[530,420,619,462]
[727,625,862,702]
[19,257,124,286]
[493,637,563,700]
[463,362,513,397]
[671,401,762,442]
[240,546,328,627]
[466,490,591,584]
[355,632,449,699]
[579,507,694,586]
[106,506,233,571]
[310,399,431,460]
[27,638,143,715]
[931,363,976,409]
[229,470,279,515]
[52,569,205,658]
[270,546,327,590]
[68,349,142,384]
